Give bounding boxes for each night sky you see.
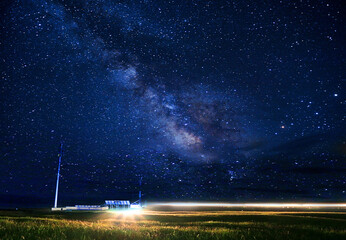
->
[1,0,345,208]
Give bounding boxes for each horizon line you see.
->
[149,202,346,208]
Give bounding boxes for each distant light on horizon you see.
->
[150,202,346,208]
[109,208,143,217]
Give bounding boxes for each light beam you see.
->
[150,202,346,208]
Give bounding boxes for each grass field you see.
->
[0,208,345,239]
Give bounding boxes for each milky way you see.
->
[1,0,345,207]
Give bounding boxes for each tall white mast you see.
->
[139,177,142,207]
[54,142,63,208]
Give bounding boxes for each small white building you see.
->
[105,200,131,209]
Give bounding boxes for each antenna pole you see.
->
[54,142,63,208]
[139,177,142,207]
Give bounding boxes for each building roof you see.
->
[105,200,130,205]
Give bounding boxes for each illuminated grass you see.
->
[0,210,345,239]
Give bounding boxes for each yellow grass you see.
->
[0,209,345,239]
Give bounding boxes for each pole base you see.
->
[51,207,62,211]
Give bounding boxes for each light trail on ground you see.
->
[150,202,346,208]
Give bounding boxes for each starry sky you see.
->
[1,0,345,208]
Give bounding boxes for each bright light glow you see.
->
[151,202,346,208]
[100,208,144,223]
[130,204,142,209]
[123,209,142,215]
[110,208,142,215]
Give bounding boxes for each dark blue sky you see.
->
[1,0,345,207]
